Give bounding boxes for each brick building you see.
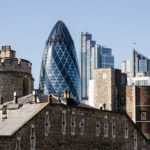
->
[126,86,150,139]
[89,68,126,111]
[0,46,34,103]
[0,91,148,150]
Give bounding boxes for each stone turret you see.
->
[0,45,34,103]
[0,46,16,58]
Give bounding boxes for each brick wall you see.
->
[126,86,150,139]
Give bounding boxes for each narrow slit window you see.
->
[125,119,128,139]
[30,124,36,150]
[44,111,50,136]
[71,112,76,136]
[62,110,66,135]
[96,118,100,136]
[15,137,21,150]
[112,117,116,138]
[104,115,108,137]
[79,113,84,136]
[134,130,137,150]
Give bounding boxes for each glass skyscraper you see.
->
[39,20,81,101]
[100,47,114,68]
[122,49,150,86]
[81,32,114,100]
[122,49,150,77]
[81,32,96,100]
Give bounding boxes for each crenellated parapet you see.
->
[0,45,34,103]
[0,58,32,74]
[0,46,32,74]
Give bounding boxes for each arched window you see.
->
[23,78,29,96]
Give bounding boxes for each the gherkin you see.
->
[39,20,81,101]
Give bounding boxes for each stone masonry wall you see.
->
[0,72,33,102]
[0,103,149,150]
[93,68,113,110]
[0,47,34,103]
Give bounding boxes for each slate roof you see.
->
[0,102,48,136]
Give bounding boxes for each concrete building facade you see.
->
[0,46,34,103]
[126,86,150,139]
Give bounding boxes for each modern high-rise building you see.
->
[39,20,81,101]
[81,32,114,100]
[131,50,150,77]
[122,49,150,86]
[81,32,96,100]
[100,46,114,68]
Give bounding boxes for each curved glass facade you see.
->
[39,20,81,101]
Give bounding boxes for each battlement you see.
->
[0,46,32,74]
[0,58,32,74]
[0,46,16,59]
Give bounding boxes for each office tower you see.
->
[81,32,96,100]
[39,20,81,101]
[100,47,114,68]
[91,44,101,78]
[122,49,150,85]
[81,32,114,100]
[131,50,150,77]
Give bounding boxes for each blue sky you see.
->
[0,0,150,88]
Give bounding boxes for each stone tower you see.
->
[0,45,34,103]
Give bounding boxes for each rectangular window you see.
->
[140,111,147,121]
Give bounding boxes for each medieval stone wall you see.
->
[93,68,113,110]
[93,68,126,111]
[0,103,148,150]
[0,46,34,103]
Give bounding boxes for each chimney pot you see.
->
[48,94,52,103]
[2,105,7,121]
[64,89,70,99]
[32,90,37,103]
[58,94,61,103]
[13,91,18,104]
[0,97,3,105]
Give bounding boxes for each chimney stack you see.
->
[48,94,52,103]
[0,97,3,105]
[13,92,18,104]
[2,105,7,121]
[64,89,70,99]
[32,90,37,103]
[58,94,61,103]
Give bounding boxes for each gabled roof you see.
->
[0,102,48,136]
